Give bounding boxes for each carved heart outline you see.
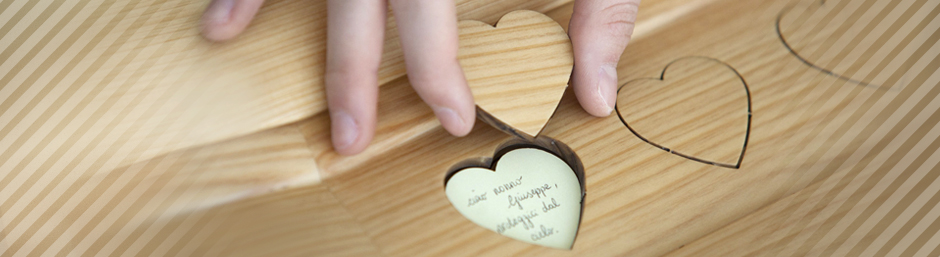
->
[774,0,938,90]
[615,56,752,169]
[444,136,586,249]
[775,1,879,88]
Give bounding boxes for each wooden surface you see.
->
[616,57,750,168]
[3,0,940,256]
[458,10,573,136]
[778,0,940,90]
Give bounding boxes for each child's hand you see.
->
[201,0,638,155]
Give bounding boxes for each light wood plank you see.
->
[458,10,572,136]
[5,0,940,256]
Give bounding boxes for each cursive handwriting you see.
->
[541,198,560,213]
[496,210,539,234]
[531,225,555,241]
[507,184,553,210]
[493,176,524,196]
[467,192,487,207]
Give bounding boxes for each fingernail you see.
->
[433,106,469,136]
[598,65,618,115]
[331,110,359,151]
[204,0,235,25]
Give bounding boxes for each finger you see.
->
[201,0,265,41]
[389,0,476,136]
[569,0,640,117]
[326,0,387,155]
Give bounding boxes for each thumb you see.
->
[568,0,640,117]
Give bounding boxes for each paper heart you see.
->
[777,0,940,90]
[457,10,573,136]
[445,139,584,249]
[616,57,751,168]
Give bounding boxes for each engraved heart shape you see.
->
[777,0,940,90]
[445,138,584,249]
[616,57,751,168]
[458,10,573,136]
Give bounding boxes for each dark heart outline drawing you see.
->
[775,0,922,90]
[444,136,586,249]
[615,56,752,169]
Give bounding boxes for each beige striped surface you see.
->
[779,0,940,90]
[0,0,572,255]
[3,0,940,256]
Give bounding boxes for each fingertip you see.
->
[433,105,475,137]
[200,24,240,42]
[576,91,614,117]
[426,72,476,137]
[388,0,477,137]
[597,65,618,116]
[573,64,618,117]
[330,109,375,156]
[578,97,613,117]
[568,0,637,117]
[324,0,386,156]
[326,75,379,156]
[200,0,263,42]
[426,73,477,137]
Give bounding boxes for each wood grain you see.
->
[778,0,940,90]
[458,10,573,136]
[616,57,750,167]
[0,123,319,256]
[0,1,574,255]
[4,0,940,256]
[219,185,382,257]
[0,0,573,171]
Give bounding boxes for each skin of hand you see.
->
[201,0,640,155]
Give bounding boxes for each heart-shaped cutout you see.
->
[457,10,573,136]
[445,137,584,249]
[777,0,940,90]
[616,57,751,168]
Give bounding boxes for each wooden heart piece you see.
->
[616,57,751,168]
[777,0,940,89]
[445,145,583,249]
[458,10,573,136]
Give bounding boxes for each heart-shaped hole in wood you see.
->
[444,136,585,249]
[777,0,940,90]
[616,57,751,168]
[458,10,573,137]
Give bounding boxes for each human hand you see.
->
[568,0,640,117]
[202,0,475,155]
[200,0,638,155]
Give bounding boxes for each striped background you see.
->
[2,0,940,256]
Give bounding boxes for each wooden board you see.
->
[3,0,940,256]
[0,0,571,170]
[457,10,573,136]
